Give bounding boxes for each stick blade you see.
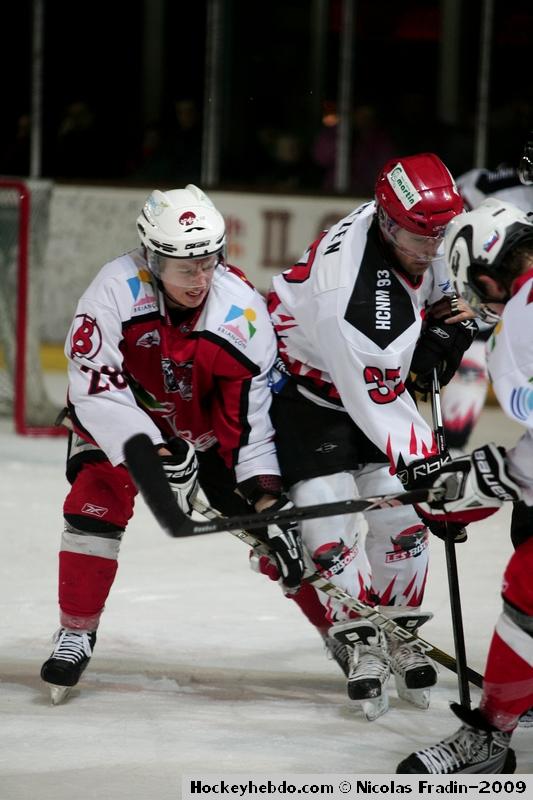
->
[124,433,194,537]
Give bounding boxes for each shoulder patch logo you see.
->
[71,314,102,359]
[217,305,257,347]
[127,270,157,314]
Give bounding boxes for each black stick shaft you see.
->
[432,369,472,708]
[124,433,440,537]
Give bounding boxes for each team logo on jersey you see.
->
[509,384,533,422]
[127,270,157,314]
[385,525,427,563]
[312,540,357,579]
[161,358,193,400]
[136,330,161,348]
[217,305,257,347]
[70,314,102,359]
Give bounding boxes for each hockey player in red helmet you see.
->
[375,153,464,276]
[398,195,533,774]
[264,152,476,721]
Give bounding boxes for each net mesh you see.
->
[0,179,62,431]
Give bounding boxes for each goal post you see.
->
[0,178,65,435]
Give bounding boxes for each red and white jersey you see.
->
[486,268,533,504]
[268,201,455,472]
[457,167,533,213]
[65,247,280,484]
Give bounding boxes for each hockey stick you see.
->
[123,432,483,687]
[431,369,472,707]
[124,433,444,537]
[191,496,483,687]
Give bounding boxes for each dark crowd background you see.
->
[2,0,531,194]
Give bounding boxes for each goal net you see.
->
[0,178,65,435]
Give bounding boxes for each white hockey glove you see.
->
[160,439,199,516]
[415,444,523,526]
[254,497,305,591]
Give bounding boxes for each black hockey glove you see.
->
[421,517,468,544]
[160,438,199,516]
[410,315,478,393]
[254,496,305,590]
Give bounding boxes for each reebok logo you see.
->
[81,503,108,517]
[315,442,338,453]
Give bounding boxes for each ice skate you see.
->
[41,628,97,704]
[323,631,350,678]
[518,706,533,728]
[330,619,390,721]
[386,611,437,709]
[397,702,516,774]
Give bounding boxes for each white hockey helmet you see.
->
[136,184,226,260]
[445,197,533,322]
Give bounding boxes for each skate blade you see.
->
[48,684,72,705]
[396,683,430,709]
[357,694,389,722]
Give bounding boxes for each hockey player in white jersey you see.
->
[397,197,533,773]
[440,164,533,453]
[264,153,476,719]
[40,184,304,703]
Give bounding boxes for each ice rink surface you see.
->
[1,374,531,798]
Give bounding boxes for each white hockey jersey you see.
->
[457,167,533,213]
[65,248,280,484]
[486,268,533,504]
[268,202,454,473]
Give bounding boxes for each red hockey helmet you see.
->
[375,153,463,237]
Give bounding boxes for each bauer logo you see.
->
[387,164,422,209]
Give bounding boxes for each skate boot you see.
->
[518,706,533,728]
[396,702,516,774]
[386,611,437,709]
[322,631,350,678]
[41,628,97,704]
[330,619,390,721]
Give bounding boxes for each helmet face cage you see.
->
[375,153,464,238]
[445,197,533,323]
[146,250,223,289]
[378,206,445,263]
[136,185,226,266]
